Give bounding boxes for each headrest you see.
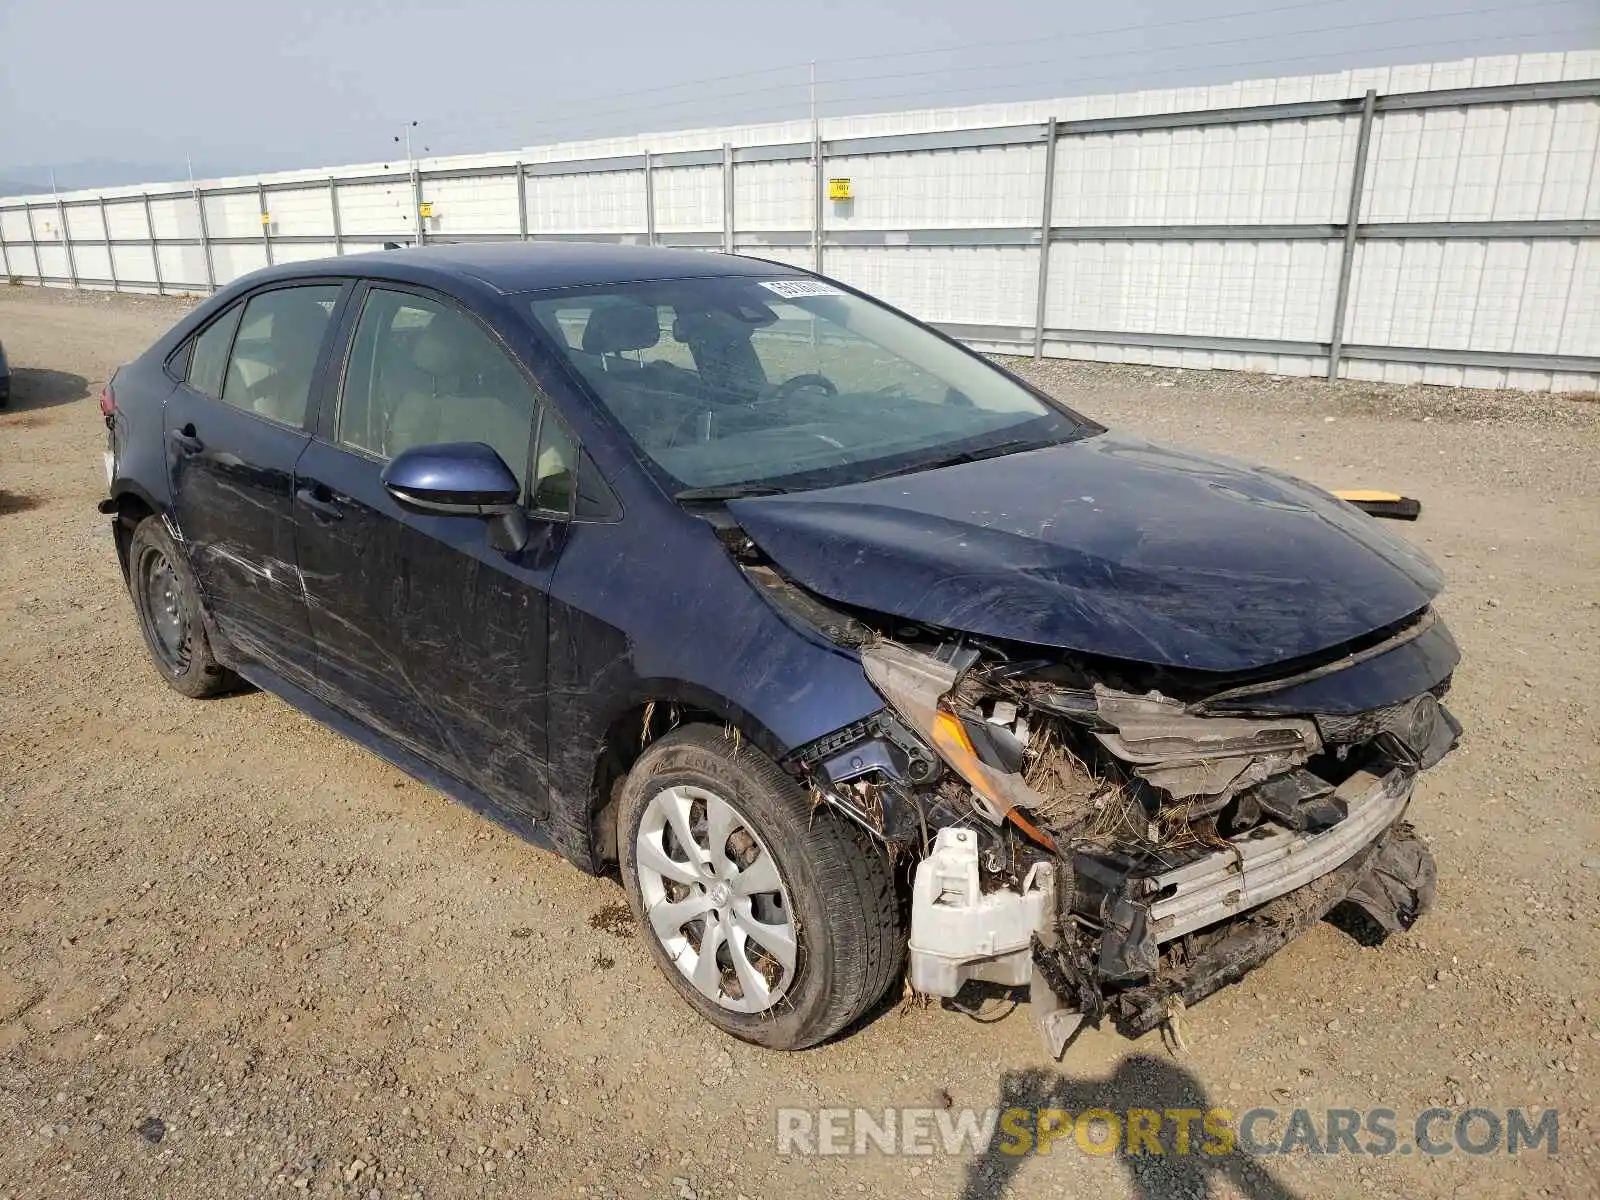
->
[412,321,462,375]
[267,300,329,349]
[582,302,660,354]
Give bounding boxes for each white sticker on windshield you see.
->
[758,278,844,299]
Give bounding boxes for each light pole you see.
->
[810,62,822,272]
[395,121,424,245]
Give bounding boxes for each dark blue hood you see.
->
[727,433,1444,674]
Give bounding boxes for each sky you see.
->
[0,0,1593,187]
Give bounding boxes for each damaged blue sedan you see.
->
[100,244,1457,1052]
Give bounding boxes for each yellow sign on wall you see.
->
[419,201,435,218]
[260,212,272,226]
[827,178,853,200]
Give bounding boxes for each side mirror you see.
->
[382,441,529,552]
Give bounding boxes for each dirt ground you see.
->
[1,283,1596,1200]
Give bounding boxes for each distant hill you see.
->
[0,177,48,198]
[0,159,196,197]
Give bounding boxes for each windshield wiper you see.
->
[866,437,1048,482]
[672,483,792,503]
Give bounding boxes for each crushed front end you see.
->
[785,613,1458,1055]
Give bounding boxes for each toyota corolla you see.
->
[99,244,1457,1052]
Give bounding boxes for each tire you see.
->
[127,515,238,698]
[619,724,904,1050]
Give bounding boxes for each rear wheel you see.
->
[619,724,903,1050]
[128,515,237,698]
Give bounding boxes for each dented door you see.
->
[165,386,317,688]
[291,283,559,829]
[293,438,560,827]
[163,281,351,690]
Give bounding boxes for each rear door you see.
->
[295,283,576,823]
[164,281,349,690]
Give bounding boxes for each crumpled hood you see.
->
[727,432,1444,673]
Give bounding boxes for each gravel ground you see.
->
[1,283,1597,1200]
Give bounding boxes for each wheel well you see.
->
[108,493,156,582]
[589,700,723,869]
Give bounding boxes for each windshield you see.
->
[525,275,1092,494]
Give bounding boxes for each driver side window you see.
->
[338,288,574,506]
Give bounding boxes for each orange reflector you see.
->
[931,709,1057,852]
[932,709,976,757]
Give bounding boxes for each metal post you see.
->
[1032,117,1059,360]
[722,143,735,253]
[643,151,656,246]
[99,196,119,291]
[23,205,42,284]
[143,193,165,295]
[1327,88,1377,382]
[194,185,216,293]
[257,182,273,266]
[810,59,823,272]
[329,177,343,256]
[811,136,825,272]
[0,225,9,282]
[412,164,425,247]
[515,162,529,241]
[400,121,425,247]
[57,196,79,289]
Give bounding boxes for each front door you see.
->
[295,284,574,829]
[164,282,348,690]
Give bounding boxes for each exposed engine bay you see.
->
[766,567,1459,1055]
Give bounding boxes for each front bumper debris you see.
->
[1144,766,1411,942]
[1096,820,1435,1036]
[908,769,1427,1006]
[791,626,1457,1054]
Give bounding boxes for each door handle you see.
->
[167,424,203,453]
[295,486,345,522]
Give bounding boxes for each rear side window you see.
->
[217,285,342,427]
[186,304,243,398]
[337,288,539,498]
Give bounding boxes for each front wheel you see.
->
[619,725,904,1050]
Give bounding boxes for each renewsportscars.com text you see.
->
[775,1106,1559,1158]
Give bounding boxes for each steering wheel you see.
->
[757,372,838,404]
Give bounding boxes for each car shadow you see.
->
[2,367,91,412]
[960,1055,1300,1200]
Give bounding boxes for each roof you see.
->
[305,242,795,294]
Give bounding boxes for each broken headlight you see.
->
[860,640,1059,843]
[860,641,1334,846]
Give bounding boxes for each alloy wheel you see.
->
[634,783,799,1014]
